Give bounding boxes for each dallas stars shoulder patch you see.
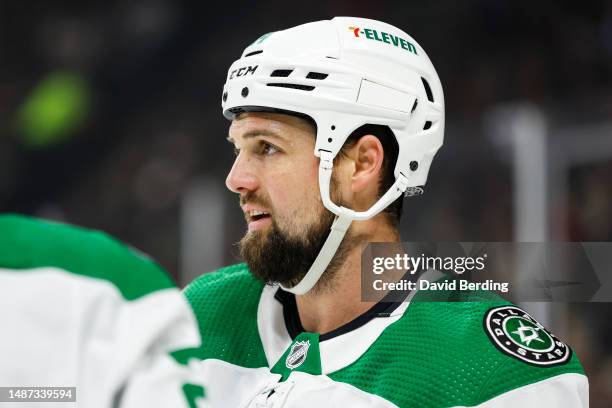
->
[484,305,572,367]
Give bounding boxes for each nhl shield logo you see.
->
[285,340,311,369]
[484,306,571,367]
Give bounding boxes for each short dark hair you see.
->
[338,124,403,227]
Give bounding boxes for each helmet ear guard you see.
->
[222,17,445,294]
[317,150,411,221]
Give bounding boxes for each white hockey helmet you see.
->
[222,17,444,294]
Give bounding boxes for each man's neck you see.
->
[294,222,399,334]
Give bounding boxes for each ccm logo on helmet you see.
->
[229,65,258,80]
[348,26,417,55]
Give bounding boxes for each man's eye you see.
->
[261,143,279,156]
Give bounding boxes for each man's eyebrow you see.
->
[226,129,284,144]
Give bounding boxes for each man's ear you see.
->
[347,135,384,194]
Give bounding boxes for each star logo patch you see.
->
[484,306,571,366]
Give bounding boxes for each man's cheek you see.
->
[269,182,304,213]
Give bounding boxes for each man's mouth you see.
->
[246,209,272,232]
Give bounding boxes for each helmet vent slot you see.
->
[411,99,418,113]
[270,69,293,77]
[306,72,328,80]
[423,121,432,130]
[244,50,263,57]
[421,77,434,102]
[267,83,315,91]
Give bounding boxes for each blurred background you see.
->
[1,0,610,404]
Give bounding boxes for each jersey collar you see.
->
[257,277,420,374]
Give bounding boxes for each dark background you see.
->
[1,0,611,404]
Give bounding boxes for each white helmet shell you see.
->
[222,16,444,189]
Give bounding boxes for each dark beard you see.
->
[239,209,351,291]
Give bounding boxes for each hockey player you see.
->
[0,214,208,408]
[184,17,589,407]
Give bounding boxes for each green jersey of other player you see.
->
[0,214,207,408]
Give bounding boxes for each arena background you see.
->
[1,0,610,404]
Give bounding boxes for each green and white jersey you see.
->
[184,263,588,408]
[0,215,207,408]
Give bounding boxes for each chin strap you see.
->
[280,150,410,295]
[280,213,352,295]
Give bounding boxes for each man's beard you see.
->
[239,194,353,292]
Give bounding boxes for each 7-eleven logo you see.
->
[347,26,417,55]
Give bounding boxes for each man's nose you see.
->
[226,154,259,194]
